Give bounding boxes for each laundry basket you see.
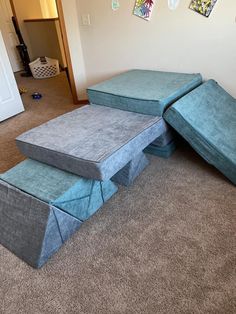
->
[29,57,60,79]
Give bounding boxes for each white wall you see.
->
[75,0,236,98]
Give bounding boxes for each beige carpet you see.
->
[0,73,235,314]
[0,72,78,173]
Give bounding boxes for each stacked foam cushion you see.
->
[16,105,165,180]
[1,104,166,267]
[87,70,202,157]
[0,159,118,268]
[164,80,236,185]
[2,70,235,271]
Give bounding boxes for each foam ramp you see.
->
[164,80,236,185]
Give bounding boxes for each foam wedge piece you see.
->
[0,159,118,268]
[0,159,118,221]
[0,179,82,268]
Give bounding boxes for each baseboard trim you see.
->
[77,99,89,105]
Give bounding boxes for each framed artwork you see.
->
[133,0,155,21]
[189,0,218,17]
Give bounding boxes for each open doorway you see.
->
[0,0,78,106]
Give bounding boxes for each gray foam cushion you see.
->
[16,105,166,180]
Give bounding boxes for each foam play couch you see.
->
[0,70,235,268]
[0,105,165,268]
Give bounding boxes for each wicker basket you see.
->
[29,57,60,79]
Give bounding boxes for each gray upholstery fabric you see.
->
[151,129,174,147]
[112,152,149,186]
[16,105,165,180]
[0,180,82,268]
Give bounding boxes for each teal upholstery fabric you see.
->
[87,70,202,116]
[144,141,177,159]
[0,159,118,221]
[0,179,82,268]
[164,80,236,185]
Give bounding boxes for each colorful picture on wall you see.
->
[112,0,120,11]
[189,0,218,17]
[133,0,155,21]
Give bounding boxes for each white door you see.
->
[0,31,24,122]
[0,0,22,72]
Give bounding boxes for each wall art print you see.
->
[189,0,218,17]
[133,0,156,21]
[112,0,120,11]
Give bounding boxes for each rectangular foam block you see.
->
[87,70,202,116]
[0,179,82,268]
[0,159,118,221]
[112,151,149,186]
[16,105,166,181]
[145,141,177,159]
[164,80,236,185]
[151,129,174,147]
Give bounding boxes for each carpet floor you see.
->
[0,73,235,314]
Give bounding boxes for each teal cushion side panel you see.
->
[89,92,163,116]
[87,70,202,116]
[52,180,118,221]
[164,80,236,185]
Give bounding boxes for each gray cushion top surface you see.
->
[17,105,161,163]
[88,70,202,103]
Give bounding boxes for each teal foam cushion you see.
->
[0,159,118,221]
[164,80,236,185]
[87,70,202,116]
